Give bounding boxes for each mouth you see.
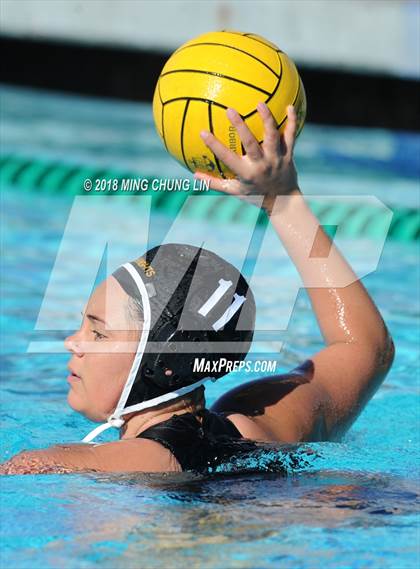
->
[67,365,82,383]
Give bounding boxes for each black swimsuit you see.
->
[137,409,246,473]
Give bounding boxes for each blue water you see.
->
[1,86,419,568]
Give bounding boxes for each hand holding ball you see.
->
[153,30,306,178]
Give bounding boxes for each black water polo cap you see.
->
[112,243,256,412]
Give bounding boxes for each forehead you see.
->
[87,276,130,329]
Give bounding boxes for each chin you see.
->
[67,390,93,420]
[67,391,109,423]
[67,388,81,412]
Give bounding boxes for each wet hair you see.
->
[126,296,144,330]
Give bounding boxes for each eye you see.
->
[92,330,107,341]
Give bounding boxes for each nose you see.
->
[64,331,84,356]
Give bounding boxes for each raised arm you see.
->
[196,103,394,442]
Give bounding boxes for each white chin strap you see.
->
[81,377,215,443]
[82,417,125,444]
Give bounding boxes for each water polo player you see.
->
[0,104,394,475]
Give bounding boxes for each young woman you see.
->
[0,104,394,475]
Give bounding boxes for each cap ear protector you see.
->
[82,243,255,443]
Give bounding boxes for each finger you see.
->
[200,131,244,175]
[257,102,281,155]
[226,108,264,162]
[283,105,298,158]
[194,171,241,195]
[193,171,226,192]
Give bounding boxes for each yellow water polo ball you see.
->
[152,30,306,178]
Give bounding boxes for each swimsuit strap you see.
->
[137,409,242,472]
[197,408,242,438]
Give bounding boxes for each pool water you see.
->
[1,86,419,568]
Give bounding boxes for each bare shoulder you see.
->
[0,438,181,475]
[225,413,279,442]
[211,362,329,443]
